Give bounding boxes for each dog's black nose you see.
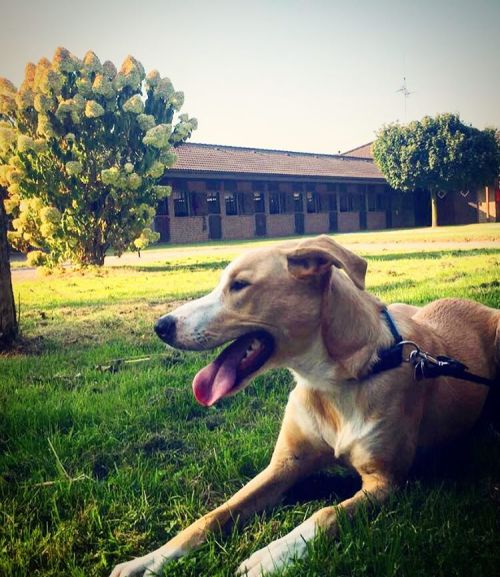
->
[154,315,176,344]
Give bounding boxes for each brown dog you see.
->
[110,235,500,577]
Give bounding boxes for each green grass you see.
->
[9,223,500,271]
[1,225,500,577]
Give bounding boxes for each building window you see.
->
[173,190,189,217]
[190,191,206,216]
[339,192,364,212]
[254,191,265,213]
[306,191,320,213]
[270,192,288,214]
[326,183,336,211]
[207,191,220,214]
[339,193,350,212]
[350,193,362,212]
[269,184,282,214]
[269,192,279,214]
[293,192,303,212]
[238,193,253,215]
[367,191,377,211]
[225,192,238,215]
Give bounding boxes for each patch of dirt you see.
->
[0,335,46,356]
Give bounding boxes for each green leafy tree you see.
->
[373,114,499,227]
[0,47,197,266]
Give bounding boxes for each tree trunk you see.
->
[430,188,439,227]
[80,247,105,266]
[0,192,18,350]
[78,226,106,266]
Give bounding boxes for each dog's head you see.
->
[155,235,368,405]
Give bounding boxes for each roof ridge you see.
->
[341,141,374,156]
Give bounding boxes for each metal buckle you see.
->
[398,340,441,366]
[398,340,421,363]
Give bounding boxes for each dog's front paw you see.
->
[236,538,304,577]
[109,546,174,577]
[109,557,151,577]
[236,519,316,577]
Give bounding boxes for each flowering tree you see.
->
[0,47,197,266]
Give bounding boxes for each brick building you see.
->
[154,142,499,244]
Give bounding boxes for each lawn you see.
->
[1,225,500,577]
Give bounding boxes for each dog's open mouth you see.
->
[192,331,275,406]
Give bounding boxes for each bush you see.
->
[0,47,197,266]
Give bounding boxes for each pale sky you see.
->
[1,0,499,154]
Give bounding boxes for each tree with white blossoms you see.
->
[0,47,197,267]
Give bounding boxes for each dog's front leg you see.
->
[237,472,392,577]
[109,429,328,577]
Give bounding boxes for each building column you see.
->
[220,180,227,216]
[264,182,271,214]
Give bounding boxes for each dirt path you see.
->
[10,239,499,282]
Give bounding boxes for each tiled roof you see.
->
[341,142,374,159]
[170,142,384,181]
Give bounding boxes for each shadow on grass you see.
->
[281,431,500,512]
[284,395,500,508]
[365,247,500,262]
[285,468,361,505]
[120,260,231,273]
[411,392,500,486]
[118,249,500,274]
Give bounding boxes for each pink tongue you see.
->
[192,337,251,406]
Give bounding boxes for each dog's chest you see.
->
[291,381,378,460]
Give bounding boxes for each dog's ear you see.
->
[286,235,367,289]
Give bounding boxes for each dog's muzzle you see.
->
[154,315,176,344]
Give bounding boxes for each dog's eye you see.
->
[230,280,250,292]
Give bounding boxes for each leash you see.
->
[371,309,497,387]
[399,341,496,387]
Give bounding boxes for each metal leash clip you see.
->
[407,344,469,382]
[397,341,461,382]
[398,341,422,363]
[393,340,494,387]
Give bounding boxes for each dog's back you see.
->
[397,298,500,445]
[412,298,500,379]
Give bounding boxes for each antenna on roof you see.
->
[396,77,413,122]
